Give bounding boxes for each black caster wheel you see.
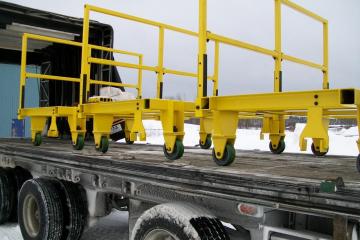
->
[125,138,134,145]
[269,139,285,154]
[163,139,184,161]
[33,133,42,146]
[73,135,85,150]
[311,143,328,157]
[199,135,212,149]
[212,144,236,166]
[97,136,109,153]
[356,155,360,173]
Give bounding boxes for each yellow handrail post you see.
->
[19,34,28,112]
[274,0,282,93]
[157,27,165,99]
[138,55,143,99]
[80,4,91,104]
[323,21,329,89]
[197,0,208,103]
[213,41,220,96]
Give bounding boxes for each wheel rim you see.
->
[144,229,180,240]
[23,194,40,237]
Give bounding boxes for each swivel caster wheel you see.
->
[212,144,236,166]
[163,139,184,161]
[97,136,109,153]
[269,139,285,154]
[125,138,134,145]
[73,135,85,150]
[199,135,212,150]
[33,133,42,146]
[311,143,328,157]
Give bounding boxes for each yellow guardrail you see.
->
[19,33,83,109]
[203,0,329,96]
[81,4,213,100]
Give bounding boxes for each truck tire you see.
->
[18,178,64,240]
[131,203,230,240]
[0,168,17,224]
[53,180,88,240]
[10,167,32,222]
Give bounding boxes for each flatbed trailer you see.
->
[0,138,359,240]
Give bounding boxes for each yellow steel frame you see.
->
[196,0,360,162]
[18,1,360,164]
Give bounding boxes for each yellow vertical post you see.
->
[156,27,165,99]
[80,5,91,104]
[323,20,329,89]
[213,41,220,96]
[19,34,28,111]
[274,0,282,93]
[197,0,208,99]
[137,55,143,99]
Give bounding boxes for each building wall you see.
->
[0,64,39,137]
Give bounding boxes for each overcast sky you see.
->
[6,0,360,100]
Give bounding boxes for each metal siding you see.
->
[0,64,39,137]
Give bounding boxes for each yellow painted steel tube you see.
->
[164,69,198,78]
[24,33,83,47]
[90,79,137,89]
[323,21,329,89]
[198,0,207,99]
[88,57,157,72]
[138,55,143,98]
[26,73,81,83]
[274,0,282,93]
[89,44,142,57]
[213,41,220,96]
[86,5,198,37]
[282,54,324,70]
[157,27,165,99]
[281,0,327,23]
[19,34,28,110]
[208,33,277,57]
[80,5,91,104]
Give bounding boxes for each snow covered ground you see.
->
[0,122,358,240]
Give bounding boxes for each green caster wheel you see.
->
[311,143,328,157]
[356,155,360,173]
[269,139,285,154]
[73,135,85,150]
[163,139,184,161]
[212,144,236,166]
[199,135,212,150]
[33,133,42,146]
[125,138,134,145]
[97,136,109,153]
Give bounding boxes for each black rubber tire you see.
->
[97,136,109,153]
[269,139,286,154]
[133,215,229,240]
[163,139,184,161]
[9,167,32,222]
[356,155,360,173]
[73,135,85,151]
[311,143,328,157]
[0,168,17,224]
[200,135,212,150]
[52,180,88,240]
[33,133,42,146]
[18,178,64,240]
[125,138,135,145]
[212,144,236,166]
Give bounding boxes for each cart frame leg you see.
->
[212,111,238,159]
[199,118,213,146]
[300,107,329,153]
[30,116,47,142]
[67,114,86,146]
[160,101,185,153]
[125,111,146,142]
[261,115,286,149]
[93,115,114,149]
[47,115,59,138]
